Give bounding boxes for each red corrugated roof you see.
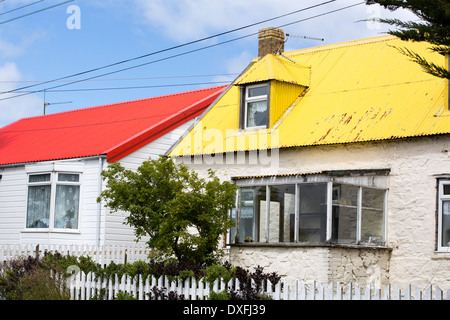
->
[0,85,226,165]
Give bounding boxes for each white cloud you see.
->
[0,62,42,127]
[134,0,339,42]
[226,51,254,74]
[0,39,23,58]
[213,50,254,84]
[0,32,45,59]
[133,0,418,44]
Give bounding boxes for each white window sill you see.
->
[21,229,81,234]
[244,125,267,130]
[230,242,393,251]
[434,249,450,256]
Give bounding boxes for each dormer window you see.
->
[235,54,310,131]
[242,83,269,129]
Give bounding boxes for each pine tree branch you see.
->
[364,0,450,80]
[395,46,450,79]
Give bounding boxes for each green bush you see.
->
[0,255,69,300]
[115,290,136,300]
[18,268,70,300]
[209,290,231,300]
[1,252,281,301]
[204,262,236,285]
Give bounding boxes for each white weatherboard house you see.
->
[168,28,450,289]
[0,86,225,248]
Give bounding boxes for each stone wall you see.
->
[229,245,330,284]
[327,246,391,287]
[229,244,391,287]
[177,135,450,289]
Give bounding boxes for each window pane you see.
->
[332,184,359,244]
[332,206,357,244]
[247,85,267,97]
[246,101,267,127]
[333,184,358,207]
[444,185,450,195]
[54,185,80,229]
[361,209,384,245]
[58,173,79,182]
[266,185,295,243]
[29,174,50,183]
[26,185,51,228]
[239,187,265,242]
[443,201,450,247]
[230,208,237,244]
[360,187,385,245]
[362,188,384,210]
[299,183,327,243]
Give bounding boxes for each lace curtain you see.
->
[26,173,80,229]
[246,101,267,127]
[26,185,51,228]
[54,185,80,229]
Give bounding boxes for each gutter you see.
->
[0,155,108,168]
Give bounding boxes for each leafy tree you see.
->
[366,0,450,79]
[98,156,236,266]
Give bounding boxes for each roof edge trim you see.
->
[105,87,225,162]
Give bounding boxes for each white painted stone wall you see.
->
[176,135,450,289]
[229,245,331,285]
[228,245,391,287]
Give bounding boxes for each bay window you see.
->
[26,172,80,230]
[231,171,387,246]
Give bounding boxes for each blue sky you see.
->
[0,0,416,128]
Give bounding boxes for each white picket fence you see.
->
[68,271,450,301]
[1,244,449,300]
[0,243,153,266]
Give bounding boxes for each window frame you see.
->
[25,171,81,232]
[26,173,52,230]
[437,179,450,251]
[231,173,387,247]
[241,82,269,130]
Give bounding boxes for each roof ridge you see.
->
[13,85,227,123]
[285,35,395,57]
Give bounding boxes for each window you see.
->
[332,184,385,245]
[299,183,327,243]
[27,174,51,228]
[438,180,450,251]
[231,173,387,246]
[26,172,80,230]
[242,83,268,129]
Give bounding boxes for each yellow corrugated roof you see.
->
[234,54,311,87]
[170,35,449,157]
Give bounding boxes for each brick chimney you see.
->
[258,27,285,58]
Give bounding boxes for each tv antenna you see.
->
[43,89,72,115]
[285,34,324,42]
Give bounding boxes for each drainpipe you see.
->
[96,156,105,246]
